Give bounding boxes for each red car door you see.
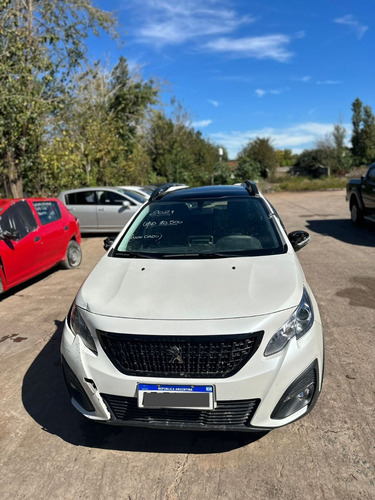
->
[32,200,69,269]
[0,200,41,288]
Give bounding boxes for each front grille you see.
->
[101,394,260,429]
[97,331,263,378]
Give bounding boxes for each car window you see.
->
[66,191,97,205]
[116,189,147,204]
[98,190,135,206]
[0,201,37,240]
[367,167,375,182]
[33,201,62,225]
[115,197,285,257]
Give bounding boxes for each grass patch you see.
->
[271,176,347,192]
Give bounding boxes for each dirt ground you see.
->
[0,189,374,500]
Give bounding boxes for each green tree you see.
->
[234,159,261,182]
[190,134,227,185]
[292,148,327,177]
[276,148,297,167]
[362,105,375,163]
[331,123,352,173]
[41,59,159,193]
[0,0,117,197]
[237,137,279,178]
[351,98,375,165]
[314,123,352,175]
[351,98,365,163]
[109,57,159,157]
[145,107,224,186]
[40,65,122,193]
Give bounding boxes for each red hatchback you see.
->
[0,198,82,294]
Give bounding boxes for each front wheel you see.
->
[61,240,82,269]
[350,200,364,225]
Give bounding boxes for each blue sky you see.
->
[89,0,374,158]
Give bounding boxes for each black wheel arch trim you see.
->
[349,190,365,211]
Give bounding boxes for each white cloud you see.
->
[209,122,351,158]
[316,80,342,85]
[208,99,219,107]
[215,75,254,83]
[126,58,148,73]
[292,75,311,83]
[203,34,293,62]
[255,89,266,97]
[334,15,368,39]
[255,87,290,97]
[191,119,212,128]
[132,0,253,46]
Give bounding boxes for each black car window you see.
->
[115,197,285,257]
[117,189,147,203]
[66,191,97,205]
[0,201,37,240]
[367,167,375,182]
[33,201,62,225]
[98,190,135,206]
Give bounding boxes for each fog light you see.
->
[297,386,313,400]
[271,360,318,420]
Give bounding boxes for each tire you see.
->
[61,240,82,269]
[350,199,364,225]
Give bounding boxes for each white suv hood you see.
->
[78,253,305,320]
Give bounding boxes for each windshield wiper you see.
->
[161,252,235,259]
[114,251,155,259]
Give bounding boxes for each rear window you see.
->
[117,189,148,204]
[33,201,62,225]
[113,197,285,258]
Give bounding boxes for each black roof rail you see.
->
[149,183,184,202]
[242,180,259,196]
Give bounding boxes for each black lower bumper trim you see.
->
[100,394,266,432]
[61,356,95,412]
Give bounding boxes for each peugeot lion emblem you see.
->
[166,345,184,364]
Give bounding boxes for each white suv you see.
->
[61,181,324,431]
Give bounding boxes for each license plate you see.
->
[137,384,214,410]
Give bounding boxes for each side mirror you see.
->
[122,201,131,209]
[0,229,19,241]
[288,230,310,252]
[103,236,115,251]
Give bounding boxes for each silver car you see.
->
[115,187,150,203]
[58,187,144,233]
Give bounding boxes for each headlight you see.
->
[69,300,97,354]
[264,287,314,356]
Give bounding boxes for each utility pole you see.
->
[211,147,224,184]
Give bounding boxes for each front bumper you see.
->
[60,306,324,431]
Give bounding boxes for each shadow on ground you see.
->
[306,218,375,247]
[22,321,268,454]
[0,266,59,300]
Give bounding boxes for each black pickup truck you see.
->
[346,163,375,224]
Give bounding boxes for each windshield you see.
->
[113,197,286,258]
[116,188,148,204]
